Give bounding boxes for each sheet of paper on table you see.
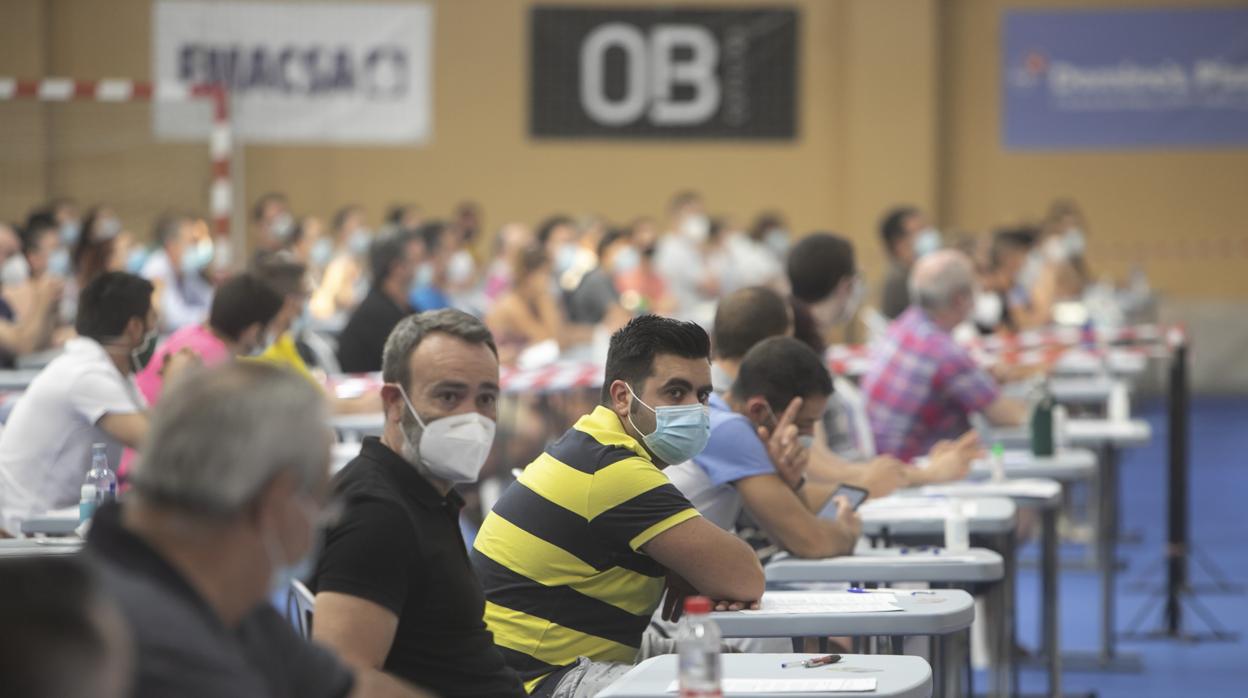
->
[666,678,878,693]
[739,592,903,614]
[852,554,983,564]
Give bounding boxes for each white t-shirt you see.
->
[0,338,146,533]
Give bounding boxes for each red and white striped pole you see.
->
[0,77,232,264]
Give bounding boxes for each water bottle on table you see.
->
[677,596,723,698]
[84,443,117,506]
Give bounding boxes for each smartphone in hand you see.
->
[818,483,870,519]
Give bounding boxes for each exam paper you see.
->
[666,678,878,693]
[738,592,902,614]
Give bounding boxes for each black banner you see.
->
[530,6,799,139]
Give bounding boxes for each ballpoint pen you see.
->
[781,654,842,668]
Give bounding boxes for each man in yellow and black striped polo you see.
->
[471,315,765,697]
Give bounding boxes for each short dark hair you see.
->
[713,286,790,360]
[668,190,702,213]
[382,309,498,392]
[153,212,190,248]
[209,273,285,341]
[789,297,825,354]
[75,271,153,340]
[596,226,631,260]
[417,220,446,254]
[20,213,57,255]
[332,205,362,233]
[250,192,287,223]
[601,315,710,404]
[731,336,833,414]
[368,233,407,285]
[0,557,115,698]
[787,233,856,304]
[880,206,918,258]
[386,204,416,227]
[536,215,574,246]
[252,256,307,297]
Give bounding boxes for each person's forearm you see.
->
[799,481,838,513]
[806,449,857,484]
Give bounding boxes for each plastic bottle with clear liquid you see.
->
[84,443,117,505]
[677,596,723,698]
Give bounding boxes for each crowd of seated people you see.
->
[0,187,1122,696]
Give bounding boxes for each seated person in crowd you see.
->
[0,272,187,534]
[485,246,570,365]
[878,206,940,319]
[0,556,132,698]
[0,220,61,367]
[862,250,1028,461]
[711,286,909,497]
[311,310,525,698]
[250,257,383,415]
[86,362,426,697]
[566,225,633,327]
[62,207,135,324]
[2,214,64,323]
[408,222,451,312]
[787,235,981,480]
[248,191,294,259]
[666,336,862,558]
[472,315,765,696]
[615,217,676,316]
[337,232,420,373]
[135,272,284,404]
[140,212,214,333]
[311,205,372,322]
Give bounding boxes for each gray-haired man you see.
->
[84,362,426,698]
[310,309,525,697]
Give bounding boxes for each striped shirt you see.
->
[471,406,700,692]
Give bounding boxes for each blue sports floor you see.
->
[1005,397,1248,697]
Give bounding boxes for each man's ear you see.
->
[380,384,405,424]
[239,322,262,348]
[249,469,299,530]
[745,397,771,426]
[608,379,631,418]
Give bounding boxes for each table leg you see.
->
[1100,446,1118,664]
[1041,506,1062,698]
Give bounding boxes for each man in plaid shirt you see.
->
[862,250,1028,461]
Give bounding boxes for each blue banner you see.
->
[1003,8,1248,149]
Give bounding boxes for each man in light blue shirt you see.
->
[666,337,861,559]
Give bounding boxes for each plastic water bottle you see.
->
[989,443,1006,483]
[79,484,98,523]
[944,500,970,553]
[677,596,723,698]
[84,443,117,505]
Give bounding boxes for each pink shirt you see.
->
[135,324,232,404]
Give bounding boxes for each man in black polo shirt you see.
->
[337,231,422,373]
[85,362,427,698]
[311,309,525,697]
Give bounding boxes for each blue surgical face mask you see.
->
[611,245,641,274]
[348,229,372,257]
[265,497,320,596]
[625,384,710,465]
[181,239,213,274]
[309,238,333,267]
[914,228,942,258]
[126,247,150,274]
[554,243,578,275]
[47,248,71,277]
[60,221,80,246]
